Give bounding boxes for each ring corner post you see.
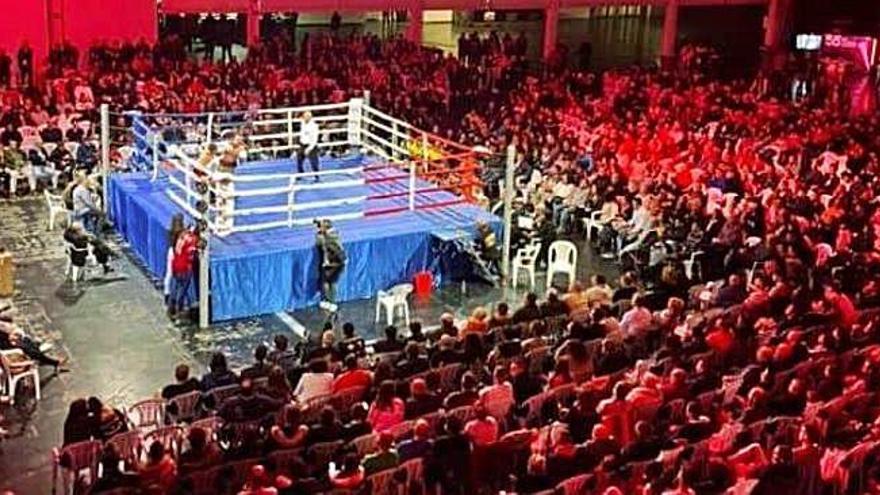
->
[100,103,111,219]
[501,143,516,292]
[150,132,160,182]
[198,236,210,330]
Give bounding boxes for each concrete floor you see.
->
[0,196,617,493]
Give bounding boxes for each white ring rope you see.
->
[145,97,472,236]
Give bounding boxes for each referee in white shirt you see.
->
[296,111,320,177]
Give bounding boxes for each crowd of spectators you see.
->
[0,20,879,495]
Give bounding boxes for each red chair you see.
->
[52,440,103,495]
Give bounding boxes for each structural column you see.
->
[406,0,424,44]
[246,0,262,47]
[762,0,790,71]
[543,0,560,61]
[660,0,679,69]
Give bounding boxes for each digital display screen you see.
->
[796,34,823,51]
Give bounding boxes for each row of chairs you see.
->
[511,239,578,291]
[51,415,222,495]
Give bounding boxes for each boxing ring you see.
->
[105,97,501,323]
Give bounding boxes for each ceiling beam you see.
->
[161,0,768,14]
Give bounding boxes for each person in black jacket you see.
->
[63,222,114,273]
[315,219,346,312]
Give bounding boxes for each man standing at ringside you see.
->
[296,111,320,178]
[315,219,345,314]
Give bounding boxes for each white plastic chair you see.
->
[684,250,705,281]
[375,283,412,326]
[18,125,38,139]
[512,241,541,290]
[64,242,95,288]
[582,210,603,242]
[0,349,42,405]
[45,190,69,230]
[546,240,578,290]
[63,141,80,158]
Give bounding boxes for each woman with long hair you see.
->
[367,380,404,432]
[164,214,186,306]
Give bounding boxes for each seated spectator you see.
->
[239,464,277,495]
[479,366,515,420]
[138,441,177,492]
[516,453,553,493]
[268,404,308,451]
[394,342,429,378]
[337,322,366,359]
[307,407,344,445]
[464,403,499,447]
[585,274,614,308]
[398,419,433,462]
[406,321,428,345]
[488,302,512,329]
[405,377,442,419]
[431,417,471,494]
[460,307,490,338]
[620,294,654,338]
[293,359,333,402]
[342,403,372,441]
[63,398,95,445]
[201,351,238,392]
[263,365,293,402]
[218,378,282,424]
[178,427,222,474]
[373,325,404,354]
[330,453,365,490]
[87,397,127,440]
[268,334,297,371]
[612,272,639,303]
[368,380,405,432]
[513,292,542,323]
[361,431,399,475]
[332,354,372,394]
[431,334,464,368]
[540,288,570,317]
[597,382,635,446]
[547,356,573,389]
[0,318,66,372]
[510,358,543,404]
[161,363,200,400]
[241,344,271,380]
[91,445,139,494]
[305,330,341,363]
[444,371,480,409]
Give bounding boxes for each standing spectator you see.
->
[168,223,199,319]
[17,42,32,88]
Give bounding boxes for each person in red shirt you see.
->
[168,226,199,318]
[138,441,177,492]
[332,355,373,394]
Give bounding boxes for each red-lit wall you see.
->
[61,0,158,50]
[0,0,156,76]
[0,0,49,70]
